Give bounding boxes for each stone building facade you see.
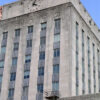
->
[0,0,100,100]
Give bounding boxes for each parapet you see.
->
[1,0,100,41]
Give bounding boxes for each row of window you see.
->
[52,19,60,92]
[75,22,100,95]
[37,22,47,94]
[2,19,60,97]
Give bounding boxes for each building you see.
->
[0,0,100,100]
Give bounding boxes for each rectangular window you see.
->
[0,60,4,68]
[1,46,6,54]
[52,81,59,91]
[25,55,31,63]
[8,88,14,97]
[27,39,32,48]
[0,75,2,83]
[28,26,33,33]
[55,19,60,34]
[13,43,19,51]
[53,64,59,74]
[54,34,60,43]
[54,48,60,57]
[40,37,46,45]
[39,52,45,60]
[3,32,8,40]
[37,84,43,93]
[10,73,16,81]
[15,29,20,37]
[24,70,30,79]
[12,57,18,66]
[38,67,44,76]
[23,86,28,96]
[41,22,47,31]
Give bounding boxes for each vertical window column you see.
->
[87,37,91,94]
[97,49,100,92]
[92,44,96,93]
[22,25,33,100]
[76,22,79,96]
[52,19,61,93]
[0,32,8,93]
[37,22,47,96]
[82,30,85,94]
[8,29,20,99]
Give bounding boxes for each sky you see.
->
[0,0,100,28]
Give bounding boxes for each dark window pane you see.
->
[15,29,20,37]
[54,48,60,57]
[39,52,45,60]
[24,70,30,79]
[12,58,18,66]
[53,64,59,74]
[0,60,4,68]
[28,26,33,33]
[38,67,44,76]
[40,37,46,45]
[3,32,8,40]
[27,40,32,48]
[37,84,43,93]
[13,43,19,51]
[25,55,31,63]
[10,73,16,81]
[8,88,14,97]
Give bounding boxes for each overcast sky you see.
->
[0,0,100,28]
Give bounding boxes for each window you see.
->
[0,75,2,83]
[27,40,32,48]
[37,84,43,93]
[41,22,47,31]
[8,88,14,97]
[54,34,60,43]
[24,70,30,79]
[1,46,6,54]
[12,58,17,66]
[53,64,59,74]
[15,29,20,37]
[52,81,59,91]
[40,37,46,45]
[3,32,8,40]
[28,26,33,33]
[25,55,31,63]
[38,67,44,76]
[54,48,60,57]
[13,43,19,51]
[0,60,4,68]
[39,52,45,60]
[10,73,16,81]
[55,19,60,34]
[23,86,28,96]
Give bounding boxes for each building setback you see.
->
[0,0,100,100]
